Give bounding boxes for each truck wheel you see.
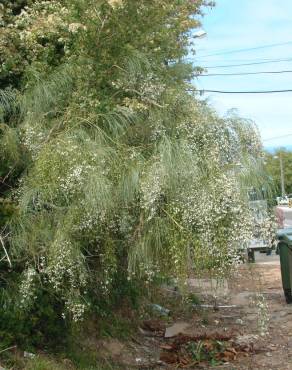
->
[247,249,255,263]
[284,289,292,304]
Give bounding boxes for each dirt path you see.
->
[213,254,292,370]
[100,252,292,369]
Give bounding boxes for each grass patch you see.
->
[1,352,122,370]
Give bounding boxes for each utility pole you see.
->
[279,153,286,197]
[274,154,286,197]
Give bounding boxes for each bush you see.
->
[0,288,67,349]
[0,0,269,348]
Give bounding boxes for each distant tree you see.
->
[264,149,292,196]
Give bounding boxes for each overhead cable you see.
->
[263,133,292,142]
[197,41,292,58]
[186,56,292,63]
[199,58,292,69]
[198,70,292,77]
[188,89,292,94]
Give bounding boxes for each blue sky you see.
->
[192,0,292,149]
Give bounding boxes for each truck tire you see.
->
[284,289,292,304]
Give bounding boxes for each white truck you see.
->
[276,205,292,229]
[247,200,272,262]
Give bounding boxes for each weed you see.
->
[187,339,226,365]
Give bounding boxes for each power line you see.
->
[188,88,292,94]
[199,58,292,69]
[187,56,292,64]
[263,134,292,142]
[197,41,292,58]
[198,70,292,77]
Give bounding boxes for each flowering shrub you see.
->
[251,293,270,336]
[1,1,68,87]
[0,0,270,343]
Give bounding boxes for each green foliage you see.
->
[0,0,267,350]
[25,358,67,370]
[0,287,67,349]
[0,198,17,228]
[264,149,292,196]
[187,339,226,366]
[24,354,118,370]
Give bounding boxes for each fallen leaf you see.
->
[142,320,165,332]
[160,351,178,364]
[179,357,190,365]
[219,349,237,362]
[203,340,215,351]
[226,347,237,354]
[160,344,174,351]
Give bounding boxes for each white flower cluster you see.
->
[19,267,37,309]
[181,118,236,166]
[138,73,166,101]
[15,1,68,34]
[0,4,5,26]
[28,137,101,202]
[116,72,166,112]
[251,293,269,336]
[9,1,72,61]
[68,23,87,34]
[178,171,253,275]
[65,298,86,322]
[46,238,87,293]
[107,0,124,8]
[98,246,119,294]
[140,162,165,221]
[21,121,46,157]
[78,210,103,234]
[59,163,93,196]
[253,214,277,249]
[44,237,88,320]
[138,262,160,284]
[150,119,167,142]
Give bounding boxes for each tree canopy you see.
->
[264,149,292,196]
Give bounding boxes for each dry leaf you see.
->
[160,344,174,350]
[160,351,178,364]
